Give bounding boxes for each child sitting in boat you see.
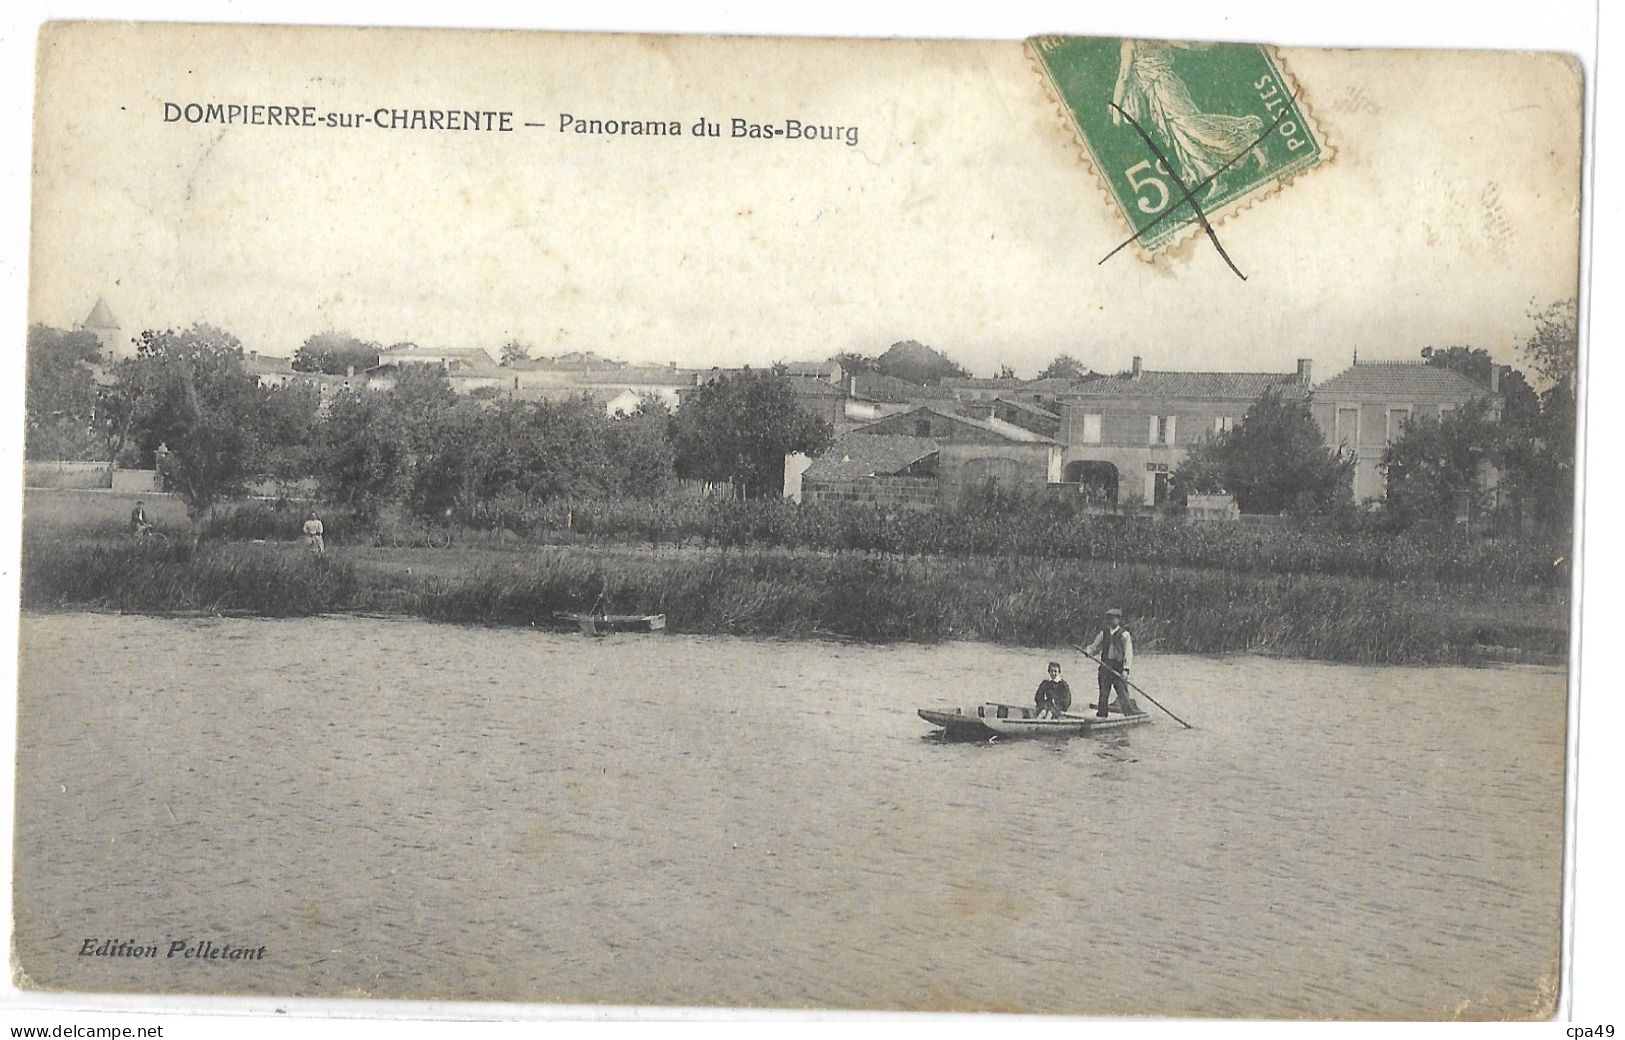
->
[1034,661,1072,718]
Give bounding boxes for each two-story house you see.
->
[1310,360,1500,502]
[1057,356,1314,506]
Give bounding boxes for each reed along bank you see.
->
[20,535,1566,666]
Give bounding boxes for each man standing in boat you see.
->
[1034,661,1072,718]
[1084,608,1142,717]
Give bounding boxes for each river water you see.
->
[13,613,1566,1017]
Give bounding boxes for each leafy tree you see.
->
[500,339,533,365]
[872,340,968,384]
[1381,398,1501,529]
[24,325,103,460]
[671,371,833,496]
[996,364,1017,380]
[315,388,411,522]
[832,352,878,377]
[604,405,677,498]
[1521,297,1579,388]
[1495,298,1580,530]
[96,355,163,467]
[407,400,505,518]
[293,331,379,375]
[1037,354,1090,381]
[1420,345,1539,427]
[259,381,323,482]
[393,365,464,425]
[1175,388,1354,514]
[131,325,266,531]
[502,398,612,504]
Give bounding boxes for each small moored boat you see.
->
[559,612,667,636]
[919,702,1151,740]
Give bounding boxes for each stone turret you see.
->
[75,296,129,362]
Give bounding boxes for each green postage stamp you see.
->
[1031,36,1327,254]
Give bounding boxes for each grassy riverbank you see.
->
[20,533,1567,665]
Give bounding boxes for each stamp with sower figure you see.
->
[1031,36,1328,257]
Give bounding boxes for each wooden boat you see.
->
[559,612,667,636]
[918,702,1151,740]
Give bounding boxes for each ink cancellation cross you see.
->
[1099,100,1294,281]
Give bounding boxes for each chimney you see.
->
[1490,365,1502,393]
[1297,358,1313,387]
[1131,356,1143,379]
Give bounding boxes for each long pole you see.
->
[1073,644,1194,730]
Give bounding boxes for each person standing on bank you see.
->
[1034,661,1072,718]
[1084,608,1141,717]
[302,511,325,555]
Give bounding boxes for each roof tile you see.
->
[1314,362,1491,397]
[804,433,940,481]
[1066,371,1307,399]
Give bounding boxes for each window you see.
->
[1213,416,1235,435]
[1080,413,1102,444]
[914,419,932,437]
[1148,414,1176,445]
[1336,407,1359,447]
[1438,403,1456,419]
[1386,406,1412,444]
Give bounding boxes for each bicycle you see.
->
[131,524,170,545]
[389,516,452,549]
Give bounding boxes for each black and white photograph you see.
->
[1,4,1609,1030]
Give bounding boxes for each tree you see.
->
[833,352,878,377]
[259,381,323,483]
[604,405,677,498]
[1521,298,1579,388]
[96,355,163,467]
[407,399,506,518]
[1380,399,1502,529]
[131,325,267,531]
[1038,354,1090,381]
[671,371,833,496]
[872,340,968,384]
[1175,389,1354,514]
[504,398,614,503]
[293,331,379,375]
[996,364,1017,380]
[24,325,103,460]
[315,388,411,522]
[388,364,458,437]
[1498,298,1580,530]
[500,339,533,365]
[1421,345,1539,427]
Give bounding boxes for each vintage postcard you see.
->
[13,21,1582,1019]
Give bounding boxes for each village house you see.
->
[508,357,692,405]
[1310,358,1501,502]
[241,351,357,399]
[1017,375,1101,409]
[364,344,506,394]
[682,364,851,425]
[958,397,1062,440]
[844,372,959,424]
[779,359,846,384]
[794,404,1062,507]
[789,433,939,508]
[1057,356,1314,507]
[940,376,1027,402]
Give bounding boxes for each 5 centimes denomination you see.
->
[1030,36,1328,255]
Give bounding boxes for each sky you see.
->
[28,24,1583,380]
